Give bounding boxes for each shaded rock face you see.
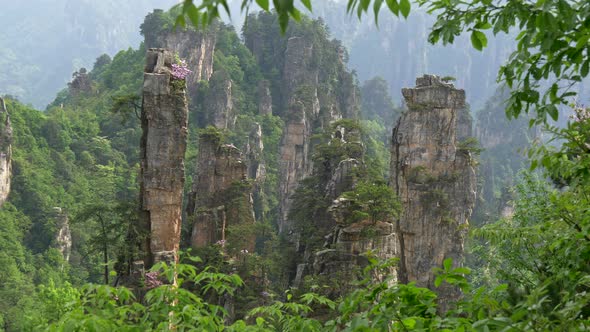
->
[0,97,12,207]
[188,136,255,251]
[390,74,476,310]
[139,48,189,267]
[52,207,72,262]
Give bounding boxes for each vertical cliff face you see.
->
[139,48,189,267]
[188,132,255,251]
[390,75,476,309]
[277,36,320,234]
[0,97,12,207]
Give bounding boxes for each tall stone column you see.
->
[0,97,12,207]
[390,75,476,310]
[139,48,189,267]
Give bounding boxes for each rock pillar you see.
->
[139,48,189,267]
[390,75,476,310]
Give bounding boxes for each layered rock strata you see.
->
[139,48,189,267]
[390,74,476,310]
[0,97,11,207]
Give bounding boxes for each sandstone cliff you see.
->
[390,74,476,310]
[0,97,12,207]
[138,48,189,267]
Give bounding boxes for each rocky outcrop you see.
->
[188,132,255,251]
[390,75,476,311]
[52,207,72,262]
[0,97,11,207]
[138,48,189,267]
[311,220,397,289]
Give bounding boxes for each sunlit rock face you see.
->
[0,97,12,207]
[139,48,189,267]
[390,74,476,312]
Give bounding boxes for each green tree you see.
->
[342,180,400,224]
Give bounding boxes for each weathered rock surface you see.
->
[0,97,11,207]
[52,207,72,262]
[139,48,189,267]
[390,74,476,310]
[188,135,255,251]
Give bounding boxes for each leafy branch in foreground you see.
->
[417,0,590,123]
[172,0,412,33]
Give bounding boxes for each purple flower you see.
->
[171,59,192,80]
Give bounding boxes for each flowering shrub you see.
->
[171,59,191,80]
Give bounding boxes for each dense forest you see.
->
[1,1,589,331]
